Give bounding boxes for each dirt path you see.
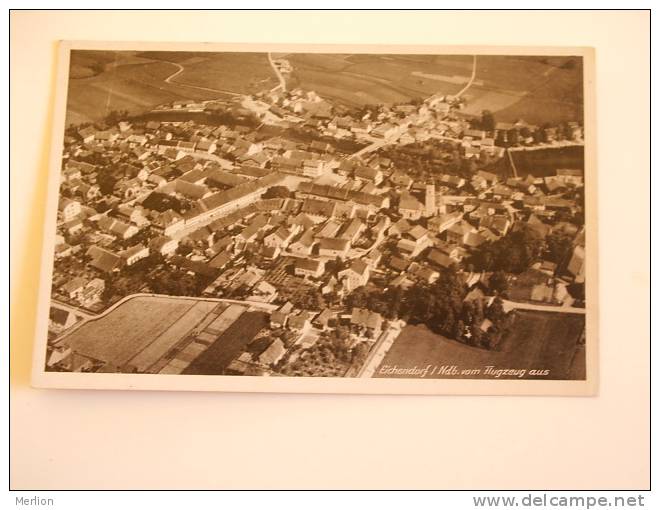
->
[162,61,240,97]
[268,52,287,92]
[454,55,477,99]
[501,298,586,315]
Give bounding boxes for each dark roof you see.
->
[297,181,385,208]
[188,173,285,218]
[318,237,349,251]
[427,249,453,268]
[295,258,323,272]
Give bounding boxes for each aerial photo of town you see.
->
[45,49,587,380]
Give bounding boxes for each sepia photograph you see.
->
[31,42,596,394]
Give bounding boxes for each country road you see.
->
[164,61,185,84]
[454,54,477,99]
[162,61,240,97]
[501,299,586,315]
[347,55,477,161]
[268,52,287,92]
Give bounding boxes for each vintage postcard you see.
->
[31,41,597,395]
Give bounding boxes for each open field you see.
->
[183,311,269,375]
[65,50,275,124]
[63,296,196,368]
[162,52,277,93]
[66,51,219,125]
[497,145,585,178]
[375,310,585,380]
[125,300,218,372]
[65,50,583,125]
[287,53,469,107]
[287,53,583,124]
[58,296,263,373]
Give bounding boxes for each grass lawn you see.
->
[375,310,585,380]
[63,296,196,368]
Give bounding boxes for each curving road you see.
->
[454,54,477,99]
[162,61,240,97]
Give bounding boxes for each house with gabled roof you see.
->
[350,308,383,338]
[61,277,87,300]
[446,220,477,246]
[87,245,123,273]
[258,339,286,366]
[427,248,454,269]
[264,226,297,249]
[58,197,81,222]
[150,209,184,236]
[49,307,77,334]
[119,244,149,266]
[428,212,462,234]
[294,257,325,278]
[97,216,138,240]
[338,259,370,292]
[398,193,424,220]
[318,237,350,259]
[289,229,316,256]
[149,235,178,257]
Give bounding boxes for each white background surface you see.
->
[10,10,650,489]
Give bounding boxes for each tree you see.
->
[346,287,369,309]
[104,109,130,126]
[508,129,519,145]
[486,297,506,324]
[489,271,509,294]
[97,173,117,196]
[546,233,573,264]
[470,324,483,346]
[352,342,370,365]
[453,319,465,340]
[480,110,496,132]
[262,186,291,199]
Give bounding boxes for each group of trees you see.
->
[470,110,496,132]
[467,225,547,274]
[545,232,575,265]
[343,268,512,350]
[145,267,210,297]
[290,287,325,311]
[494,121,580,148]
[262,186,292,199]
[381,138,503,184]
[467,108,582,148]
[467,225,576,275]
[281,326,358,377]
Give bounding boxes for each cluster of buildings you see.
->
[49,82,585,374]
